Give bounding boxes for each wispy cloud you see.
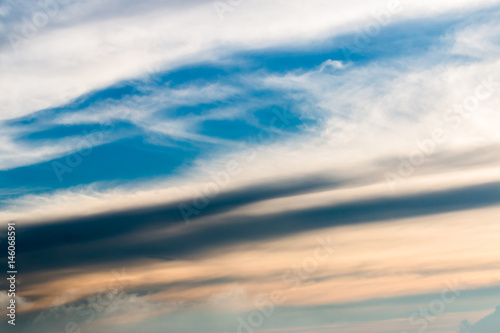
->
[2,1,500,333]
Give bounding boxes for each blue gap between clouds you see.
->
[0,136,202,204]
[0,12,472,204]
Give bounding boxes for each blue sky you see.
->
[1,1,500,333]
[0,8,482,202]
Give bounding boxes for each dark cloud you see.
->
[7,178,500,276]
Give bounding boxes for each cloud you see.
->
[2,2,500,333]
[0,291,33,311]
[459,306,500,332]
[9,206,500,333]
[8,177,500,275]
[2,7,500,220]
[206,284,250,312]
[0,0,497,120]
[319,59,344,72]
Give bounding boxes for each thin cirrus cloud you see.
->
[2,9,500,214]
[0,0,497,120]
[1,1,500,333]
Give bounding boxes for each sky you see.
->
[1,0,500,332]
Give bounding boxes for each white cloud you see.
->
[0,0,498,121]
[0,80,244,170]
[319,59,344,72]
[206,284,250,312]
[0,123,122,171]
[1,1,500,225]
[451,19,500,59]
[0,290,32,311]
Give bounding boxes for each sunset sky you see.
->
[1,0,500,332]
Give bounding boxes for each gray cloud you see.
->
[8,177,500,276]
